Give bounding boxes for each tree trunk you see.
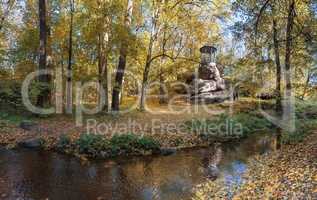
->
[140,5,159,111]
[272,17,284,150]
[102,50,109,112]
[301,69,312,100]
[272,19,282,113]
[275,127,282,150]
[37,0,50,107]
[283,0,296,134]
[66,0,74,114]
[140,43,154,111]
[159,63,167,104]
[98,32,109,112]
[111,0,134,111]
[159,17,168,105]
[0,17,4,31]
[284,0,295,98]
[112,49,126,111]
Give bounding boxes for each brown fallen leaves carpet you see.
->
[193,132,317,200]
[0,121,31,146]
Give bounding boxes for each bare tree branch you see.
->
[254,0,270,46]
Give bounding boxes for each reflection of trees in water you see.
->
[222,134,276,162]
[202,144,223,181]
[110,164,142,200]
[202,134,276,182]
[223,160,247,199]
[257,135,275,154]
[0,134,277,199]
[118,152,210,199]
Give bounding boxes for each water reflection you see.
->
[0,134,275,200]
[223,161,247,198]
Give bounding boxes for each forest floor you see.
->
[0,99,231,149]
[193,131,317,199]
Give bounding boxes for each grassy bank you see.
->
[185,99,317,144]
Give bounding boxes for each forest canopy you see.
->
[0,0,316,112]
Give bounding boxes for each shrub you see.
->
[110,134,139,153]
[75,134,110,156]
[137,136,160,151]
[110,134,160,155]
[72,133,160,157]
[0,81,42,111]
[296,101,317,120]
[232,112,274,135]
[57,135,71,150]
[0,111,35,126]
[282,132,305,144]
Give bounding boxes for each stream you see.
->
[0,134,275,200]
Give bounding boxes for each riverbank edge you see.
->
[0,127,248,162]
[192,131,317,199]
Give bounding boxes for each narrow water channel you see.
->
[0,134,275,200]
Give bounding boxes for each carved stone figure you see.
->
[190,45,229,103]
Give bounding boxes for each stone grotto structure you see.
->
[190,45,229,103]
